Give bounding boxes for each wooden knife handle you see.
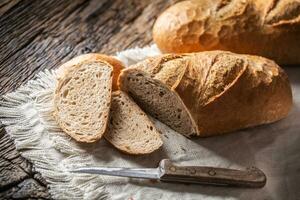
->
[158,159,266,188]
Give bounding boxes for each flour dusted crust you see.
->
[120,51,293,137]
[153,0,300,64]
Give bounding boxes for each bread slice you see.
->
[57,53,124,91]
[118,68,198,137]
[119,51,293,137]
[104,91,163,154]
[54,60,113,143]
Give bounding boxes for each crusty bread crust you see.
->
[153,0,300,65]
[57,53,124,90]
[120,51,293,137]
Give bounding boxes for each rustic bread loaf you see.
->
[119,51,293,137]
[54,60,113,143]
[153,0,300,65]
[105,91,163,154]
[57,53,124,90]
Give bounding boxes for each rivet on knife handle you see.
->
[158,159,266,188]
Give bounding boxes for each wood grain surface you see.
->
[0,0,177,198]
[0,123,51,199]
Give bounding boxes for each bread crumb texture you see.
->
[54,61,113,143]
[105,91,163,154]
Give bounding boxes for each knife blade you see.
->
[70,159,266,188]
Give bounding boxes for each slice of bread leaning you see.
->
[54,59,113,143]
[105,91,163,154]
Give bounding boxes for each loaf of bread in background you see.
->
[54,58,114,143]
[119,51,293,137]
[105,91,163,154]
[57,53,124,90]
[153,0,300,65]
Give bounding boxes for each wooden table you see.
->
[0,0,177,198]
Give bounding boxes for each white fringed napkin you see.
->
[1,45,299,200]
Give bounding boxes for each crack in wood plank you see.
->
[0,124,51,199]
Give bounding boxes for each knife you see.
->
[70,159,266,188]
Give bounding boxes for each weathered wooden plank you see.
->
[0,0,176,95]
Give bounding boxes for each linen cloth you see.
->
[0,45,299,200]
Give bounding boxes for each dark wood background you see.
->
[0,0,178,198]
